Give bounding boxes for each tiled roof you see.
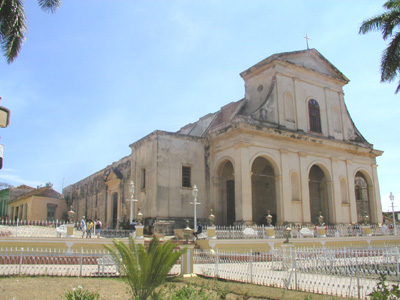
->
[10,186,62,203]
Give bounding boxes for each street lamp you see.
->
[126,181,138,224]
[390,192,396,235]
[191,185,200,231]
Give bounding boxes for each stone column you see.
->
[234,143,252,223]
[361,225,372,236]
[265,226,275,238]
[371,164,383,224]
[135,225,144,240]
[316,226,326,237]
[66,224,74,237]
[180,244,196,277]
[207,226,216,239]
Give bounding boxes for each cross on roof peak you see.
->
[304,34,311,50]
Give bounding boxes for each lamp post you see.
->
[191,185,200,231]
[126,181,138,224]
[390,192,396,235]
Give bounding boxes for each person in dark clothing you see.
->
[193,223,203,240]
[129,220,137,237]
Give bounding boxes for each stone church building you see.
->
[63,49,383,231]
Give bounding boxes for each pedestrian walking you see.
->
[95,219,102,238]
[81,216,86,238]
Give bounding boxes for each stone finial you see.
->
[318,211,324,226]
[209,209,215,226]
[266,210,273,227]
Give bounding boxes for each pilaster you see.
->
[233,143,252,223]
[299,152,311,223]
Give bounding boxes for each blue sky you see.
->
[0,1,398,212]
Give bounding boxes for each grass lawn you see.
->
[0,275,356,300]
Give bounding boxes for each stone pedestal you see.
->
[265,226,275,238]
[135,225,144,240]
[66,224,74,237]
[316,226,326,238]
[207,226,216,239]
[180,244,196,277]
[361,225,372,236]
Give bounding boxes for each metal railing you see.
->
[0,247,181,277]
[194,245,400,299]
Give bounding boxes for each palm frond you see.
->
[382,10,400,39]
[104,236,186,300]
[384,0,400,10]
[380,33,400,83]
[0,0,27,63]
[37,0,61,13]
[359,14,389,35]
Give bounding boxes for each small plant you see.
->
[369,273,400,300]
[153,283,213,300]
[61,286,100,300]
[212,280,229,299]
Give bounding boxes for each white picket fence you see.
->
[193,246,400,299]
[0,219,71,227]
[0,247,181,277]
[214,224,400,239]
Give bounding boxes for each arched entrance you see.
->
[354,172,371,223]
[112,192,118,229]
[309,165,330,224]
[218,160,235,225]
[251,157,276,225]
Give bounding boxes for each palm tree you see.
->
[0,0,61,63]
[359,0,400,93]
[104,236,186,300]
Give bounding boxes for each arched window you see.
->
[354,172,370,223]
[308,99,322,133]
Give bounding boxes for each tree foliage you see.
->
[104,236,186,300]
[0,0,61,63]
[0,182,13,190]
[359,0,400,93]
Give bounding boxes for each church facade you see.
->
[63,49,383,231]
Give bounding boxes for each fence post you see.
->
[19,247,23,275]
[249,250,253,283]
[79,247,83,277]
[397,247,400,282]
[215,249,219,277]
[356,250,360,299]
[294,248,298,290]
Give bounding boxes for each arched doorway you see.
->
[112,192,118,229]
[354,172,371,223]
[251,157,276,225]
[218,160,235,225]
[309,165,330,224]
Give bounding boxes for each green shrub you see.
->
[369,273,400,300]
[61,286,100,300]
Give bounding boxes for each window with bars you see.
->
[308,99,322,133]
[182,166,191,188]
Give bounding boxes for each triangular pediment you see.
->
[105,168,123,183]
[240,49,349,84]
